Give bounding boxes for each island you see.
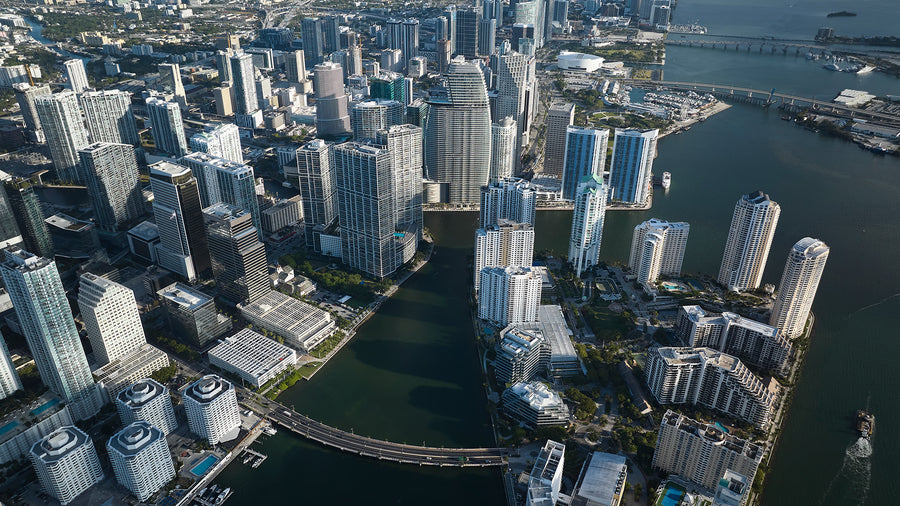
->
[827,11,857,17]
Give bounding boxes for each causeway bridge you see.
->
[624,80,900,126]
[267,403,512,467]
[665,38,829,56]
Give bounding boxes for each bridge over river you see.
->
[267,403,513,467]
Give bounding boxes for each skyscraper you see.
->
[334,142,398,279]
[0,331,22,400]
[474,219,534,290]
[369,72,406,103]
[1,250,103,420]
[718,191,781,292]
[230,53,258,115]
[313,62,351,137]
[478,265,541,326]
[0,175,23,251]
[4,179,53,258]
[78,272,147,366]
[568,175,607,277]
[478,18,497,56]
[480,178,536,227]
[78,143,143,232]
[350,99,405,140]
[628,218,690,286]
[291,140,337,248]
[79,90,140,147]
[203,203,269,305]
[190,123,242,163]
[285,50,307,83]
[183,375,241,444]
[456,8,481,59]
[157,63,187,110]
[63,59,89,93]
[181,152,262,235]
[13,82,51,143]
[301,17,325,65]
[495,51,528,168]
[116,378,178,435]
[146,97,188,157]
[443,5,458,54]
[561,126,608,200]
[608,128,659,205]
[386,19,420,68]
[322,16,341,53]
[215,50,232,85]
[376,125,424,241]
[34,92,90,182]
[543,103,575,179]
[425,59,492,204]
[490,117,517,182]
[770,237,830,338]
[149,161,211,281]
[107,422,175,502]
[30,426,104,504]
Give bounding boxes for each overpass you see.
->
[267,403,512,467]
[624,80,900,126]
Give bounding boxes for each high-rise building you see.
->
[190,123,243,164]
[456,9,481,59]
[502,381,570,427]
[180,152,262,234]
[314,62,351,137]
[675,305,792,373]
[334,142,399,279]
[230,53,258,115]
[78,272,147,366]
[183,375,241,444]
[443,5,458,54]
[370,71,406,103]
[608,128,658,205]
[561,126,608,200]
[77,143,143,232]
[149,161,211,281]
[376,125,424,241]
[157,283,230,346]
[718,191,781,292]
[63,59,89,93]
[0,177,21,251]
[346,45,363,76]
[495,325,549,385]
[645,347,777,429]
[425,59,492,204]
[215,50,232,84]
[495,51,528,165]
[322,16,341,53]
[478,18,497,56]
[0,331,22,400]
[769,237,830,338]
[436,39,452,73]
[30,426,104,505]
[213,86,233,117]
[107,421,175,502]
[157,63,187,109]
[628,219,690,286]
[146,97,188,157]
[78,90,140,147]
[34,92,90,182]
[285,50,307,83]
[474,219,534,290]
[525,440,566,506]
[652,410,764,490]
[13,82,51,143]
[301,18,325,65]
[478,265,541,326]
[289,140,338,248]
[491,117,517,182]
[1,250,103,420]
[3,179,53,258]
[568,175,607,277]
[480,178,536,227]
[543,103,575,179]
[386,19,420,68]
[350,99,404,140]
[203,203,269,304]
[116,378,178,435]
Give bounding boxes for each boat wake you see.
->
[848,292,900,317]
[818,438,872,505]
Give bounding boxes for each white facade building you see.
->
[107,421,175,502]
[474,219,534,291]
[146,97,188,157]
[503,381,570,427]
[238,290,336,352]
[116,378,178,436]
[183,375,241,445]
[63,59,90,93]
[568,175,608,277]
[0,332,21,399]
[628,219,690,286]
[30,426,104,505]
[92,343,171,401]
[78,273,146,366]
[490,117,518,182]
[571,452,628,506]
[478,266,542,326]
[769,238,830,339]
[526,440,566,506]
[480,177,537,227]
[190,123,243,164]
[208,329,297,388]
[78,90,140,146]
[34,91,90,182]
[718,191,781,292]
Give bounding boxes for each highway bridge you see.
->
[624,80,900,126]
[267,403,512,467]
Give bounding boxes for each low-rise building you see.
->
[208,328,297,388]
[571,451,628,506]
[238,290,335,352]
[502,382,570,428]
[107,421,175,502]
[92,344,171,401]
[116,378,178,436]
[0,394,72,465]
[526,440,566,506]
[183,375,241,445]
[30,426,104,505]
[714,469,750,506]
[262,195,302,234]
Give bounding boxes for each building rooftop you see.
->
[116,378,168,409]
[573,452,627,506]
[127,221,160,241]
[208,328,296,382]
[149,160,191,178]
[30,426,90,464]
[2,248,52,272]
[202,202,249,221]
[107,421,163,457]
[183,374,233,404]
[93,344,169,387]
[157,283,213,310]
[507,381,565,410]
[45,213,93,233]
[0,392,66,446]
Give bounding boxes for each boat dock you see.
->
[240,448,268,468]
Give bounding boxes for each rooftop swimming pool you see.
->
[0,421,19,437]
[30,398,60,417]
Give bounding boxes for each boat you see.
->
[781,115,791,121]
[661,172,671,189]
[857,65,875,74]
[262,426,277,436]
[857,410,874,438]
[827,10,856,17]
